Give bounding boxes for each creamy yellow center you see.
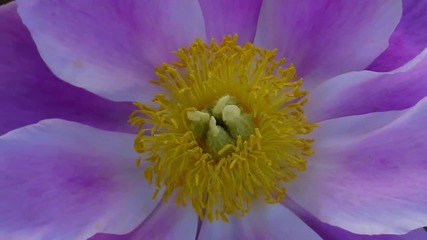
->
[129,35,316,222]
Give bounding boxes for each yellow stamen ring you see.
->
[129,35,316,222]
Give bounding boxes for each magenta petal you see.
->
[255,0,401,88]
[90,204,198,240]
[0,2,134,135]
[306,48,427,122]
[287,98,427,234]
[198,202,321,240]
[368,0,427,71]
[198,0,262,44]
[16,0,206,102]
[0,120,158,239]
[285,199,427,240]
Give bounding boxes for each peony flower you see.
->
[1,0,427,239]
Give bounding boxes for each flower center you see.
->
[129,35,316,222]
[187,95,255,158]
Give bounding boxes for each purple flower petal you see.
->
[368,0,427,72]
[198,0,262,44]
[287,98,427,234]
[285,198,427,240]
[198,202,322,240]
[16,0,206,102]
[254,0,402,88]
[306,48,427,122]
[0,2,134,135]
[90,204,198,240]
[0,120,159,239]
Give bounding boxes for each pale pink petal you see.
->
[0,2,134,135]
[198,0,263,43]
[16,0,206,102]
[90,204,198,240]
[198,202,321,240]
[368,0,427,71]
[255,0,401,88]
[287,98,427,234]
[306,47,427,122]
[285,198,427,240]
[0,120,158,239]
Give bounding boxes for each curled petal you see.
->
[285,199,427,240]
[306,47,427,122]
[368,0,427,71]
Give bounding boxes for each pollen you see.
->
[129,35,316,222]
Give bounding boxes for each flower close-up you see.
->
[1,0,427,239]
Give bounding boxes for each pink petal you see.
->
[90,204,198,240]
[254,0,402,88]
[198,0,263,44]
[287,98,427,234]
[16,0,206,102]
[306,47,427,122]
[0,120,158,239]
[368,0,427,71]
[0,2,134,135]
[198,202,321,240]
[285,198,427,240]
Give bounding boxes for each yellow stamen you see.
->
[129,35,316,222]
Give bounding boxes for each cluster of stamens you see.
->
[129,35,316,221]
